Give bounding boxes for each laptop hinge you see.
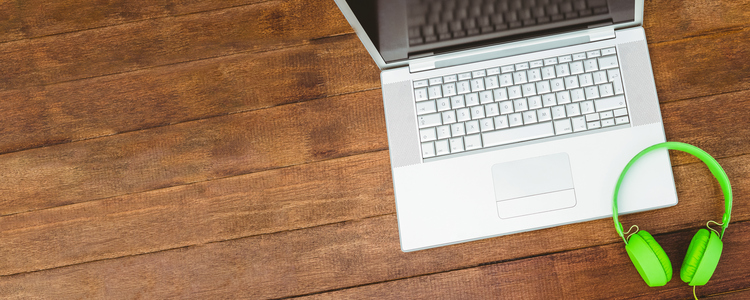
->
[589,27,616,42]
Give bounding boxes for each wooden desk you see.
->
[0,0,748,298]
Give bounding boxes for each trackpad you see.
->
[491,153,577,219]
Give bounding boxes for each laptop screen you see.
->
[345,0,636,64]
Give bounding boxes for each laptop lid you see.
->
[334,0,644,70]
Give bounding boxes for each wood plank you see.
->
[643,0,750,43]
[0,0,268,43]
[0,0,352,92]
[0,34,380,154]
[706,288,750,299]
[0,26,747,157]
[0,88,386,216]
[0,152,747,296]
[300,221,750,299]
[650,27,750,103]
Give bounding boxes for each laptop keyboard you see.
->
[414,47,629,158]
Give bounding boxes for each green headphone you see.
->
[612,142,732,287]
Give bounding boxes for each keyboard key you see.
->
[422,142,435,157]
[598,55,619,69]
[616,116,630,125]
[564,76,579,89]
[527,68,542,82]
[572,116,587,132]
[435,139,450,156]
[508,86,522,99]
[457,81,471,94]
[580,100,595,114]
[437,125,451,139]
[451,95,466,108]
[552,105,567,119]
[436,98,451,111]
[556,90,571,104]
[415,88,428,101]
[594,95,626,111]
[414,80,429,88]
[544,57,558,65]
[542,93,557,107]
[593,70,608,85]
[601,47,616,55]
[487,67,501,75]
[554,118,573,134]
[536,81,551,94]
[416,100,437,115]
[570,88,585,102]
[522,83,537,97]
[600,110,613,119]
[569,61,584,74]
[420,128,437,141]
[602,118,615,127]
[429,77,443,85]
[443,74,458,83]
[482,121,555,147]
[499,101,514,114]
[508,113,523,127]
[573,52,587,60]
[466,120,481,134]
[550,78,565,91]
[579,73,593,87]
[587,120,601,129]
[451,122,466,136]
[527,96,543,109]
[480,91,494,104]
[530,60,544,68]
[449,137,465,153]
[501,65,515,73]
[513,71,528,84]
[428,85,442,99]
[464,134,483,150]
[612,76,624,94]
[472,70,487,78]
[480,118,495,132]
[471,106,486,119]
[442,83,457,97]
[523,111,538,124]
[587,50,601,58]
[485,76,500,89]
[558,55,572,63]
[566,103,581,116]
[584,86,599,99]
[584,58,599,72]
[499,73,514,87]
[456,108,471,122]
[585,113,600,121]
[614,108,628,117]
[493,88,509,101]
[470,79,485,92]
[485,103,500,116]
[418,113,442,128]
[513,98,529,112]
[494,115,509,129]
[466,93,480,106]
[542,66,556,80]
[458,72,472,80]
[598,83,614,97]
[537,108,552,122]
[555,64,571,77]
[515,62,529,70]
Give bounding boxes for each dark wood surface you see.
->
[1,0,749,298]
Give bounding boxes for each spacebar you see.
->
[482,122,555,147]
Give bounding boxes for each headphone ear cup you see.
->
[625,230,672,286]
[680,229,723,286]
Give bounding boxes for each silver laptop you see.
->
[334,0,678,251]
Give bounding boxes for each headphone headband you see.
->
[612,142,732,244]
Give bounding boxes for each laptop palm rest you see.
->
[491,153,577,219]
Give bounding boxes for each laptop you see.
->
[334,0,678,251]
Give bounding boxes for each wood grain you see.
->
[0,34,379,154]
[301,222,750,299]
[0,0,351,92]
[0,0,268,43]
[0,88,386,216]
[643,0,750,43]
[0,150,747,291]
